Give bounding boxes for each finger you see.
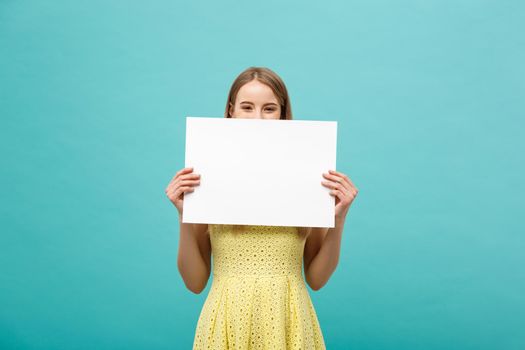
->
[331,183,353,201]
[330,189,344,201]
[321,180,349,195]
[345,176,357,190]
[330,169,358,191]
[169,179,200,195]
[174,167,194,180]
[181,173,201,180]
[173,186,195,198]
[175,173,201,183]
[178,179,201,188]
[323,172,351,192]
[168,170,191,188]
[327,169,353,188]
[173,173,201,186]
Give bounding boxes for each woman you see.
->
[165,67,358,349]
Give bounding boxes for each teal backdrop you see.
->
[1,1,523,349]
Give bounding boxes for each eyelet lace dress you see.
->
[192,224,326,349]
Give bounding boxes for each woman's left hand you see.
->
[321,169,359,220]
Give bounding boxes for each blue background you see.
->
[1,0,524,349]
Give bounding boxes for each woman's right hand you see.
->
[165,167,201,217]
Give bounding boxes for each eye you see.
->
[242,105,252,110]
[265,107,276,112]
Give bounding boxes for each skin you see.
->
[165,79,359,293]
[228,79,281,119]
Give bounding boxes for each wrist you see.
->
[335,213,347,226]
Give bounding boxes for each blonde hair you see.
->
[225,66,292,120]
[224,67,310,239]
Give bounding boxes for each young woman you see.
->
[165,67,358,349]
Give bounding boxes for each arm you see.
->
[303,217,345,291]
[304,169,358,291]
[177,215,211,294]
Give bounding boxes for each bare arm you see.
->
[304,169,359,291]
[303,220,344,291]
[165,167,211,294]
[177,218,211,294]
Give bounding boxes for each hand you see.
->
[165,167,201,217]
[321,169,358,219]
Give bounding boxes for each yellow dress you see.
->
[192,224,326,349]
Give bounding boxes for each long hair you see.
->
[224,66,293,120]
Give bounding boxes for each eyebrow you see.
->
[239,101,279,107]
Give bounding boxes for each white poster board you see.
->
[182,116,337,228]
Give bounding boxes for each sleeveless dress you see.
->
[192,224,326,349]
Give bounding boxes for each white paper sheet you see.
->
[182,116,337,228]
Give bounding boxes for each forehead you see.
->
[236,80,279,103]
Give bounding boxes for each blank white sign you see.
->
[182,116,337,228]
